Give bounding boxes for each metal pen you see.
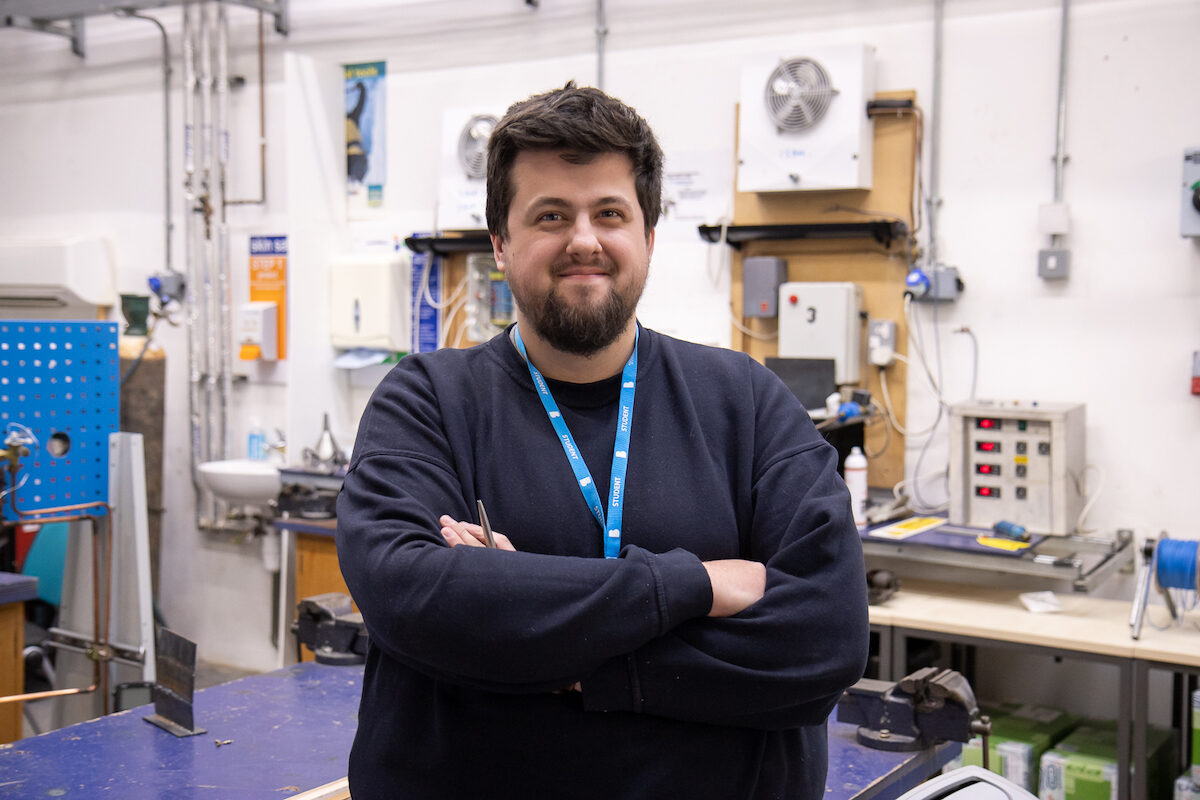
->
[476,499,497,549]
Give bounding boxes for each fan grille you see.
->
[763,58,838,133]
[458,114,498,180]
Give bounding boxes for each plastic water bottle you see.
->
[247,419,267,461]
[844,446,868,529]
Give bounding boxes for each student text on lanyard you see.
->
[512,324,637,559]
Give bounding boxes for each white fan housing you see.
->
[437,107,503,231]
[737,43,876,193]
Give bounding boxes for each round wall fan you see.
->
[763,57,839,133]
[458,114,498,180]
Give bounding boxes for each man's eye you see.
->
[599,209,624,219]
[539,212,563,222]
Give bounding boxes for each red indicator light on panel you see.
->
[975,464,1001,475]
[974,486,1001,498]
[975,418,1001,430]
[975,441,1000,453]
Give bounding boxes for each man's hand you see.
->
[702,559,766,617]
[439,515,516,551]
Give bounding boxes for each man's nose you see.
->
[565,217,601,258]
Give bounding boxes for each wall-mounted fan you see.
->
[457,114,498,180]
[737,43,876,193]
[439,107,504,231]
[763,57,839,133]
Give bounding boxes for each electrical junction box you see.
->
[948,400,1086,536]
[736,43,876,193]
[743,256,787,318]
[1182,147,1200,237]
[777,281,862,385]
[329,253,412,351]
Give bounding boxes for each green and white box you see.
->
[1192,689,1199,784]
[960,703,1081,792]
[1038,722,1173,800]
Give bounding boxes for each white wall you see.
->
[0,0,1196,703]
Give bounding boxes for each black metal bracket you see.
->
[697,221,908,250]
[404,233,493,256]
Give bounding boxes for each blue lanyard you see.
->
[512,324,638,559]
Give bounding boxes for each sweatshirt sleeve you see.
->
[335,358,714,694]
[579,367,870,730]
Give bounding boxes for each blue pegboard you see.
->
[0,320,119,517]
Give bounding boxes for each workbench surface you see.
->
[0,661,956,799]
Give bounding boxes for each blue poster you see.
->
[344,61,386,213]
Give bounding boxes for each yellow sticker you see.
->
[1014,456,1028,465]
[976,535,1032,552]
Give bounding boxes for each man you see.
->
[336,81,868,799]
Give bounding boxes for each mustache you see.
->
[551,257,614,277]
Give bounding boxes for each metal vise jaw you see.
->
[836,667,991,752]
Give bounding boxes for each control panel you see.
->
[948,400,1086,535]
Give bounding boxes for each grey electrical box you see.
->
[1182,147,1200,237]
[914,265,963,302]
[743,256,787,318]
[1038,248,1071,280]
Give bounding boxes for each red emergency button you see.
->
[788,294,798,305]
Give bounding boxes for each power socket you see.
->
[868,319,896,367]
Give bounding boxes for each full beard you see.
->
[516,277,640,357]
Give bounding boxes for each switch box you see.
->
[778,281,862,385]
[867,319,896,367]
[1182,147,1200,237]
[1038,249,1070,280]
[742,256,787,318]
[948,400,1086,535]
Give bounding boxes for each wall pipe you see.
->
[926,0,944,269]
[114,9,175,277]
[225,11,267,207]
[595,0,607,91]
[1051,0,1070,232]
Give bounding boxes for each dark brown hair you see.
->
[485,81,663,241]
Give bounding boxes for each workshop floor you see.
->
[20,659,261,739]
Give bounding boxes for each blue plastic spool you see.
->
[1155,538,1199,592]
[0,320,119,517]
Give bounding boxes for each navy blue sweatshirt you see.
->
[336,325,869,799]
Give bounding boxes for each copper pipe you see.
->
[1,506,114,714]
[0,684,97,705]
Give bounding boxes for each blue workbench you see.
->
[0,662,957,798]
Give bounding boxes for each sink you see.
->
[198,459,282,506]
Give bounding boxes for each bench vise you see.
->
[293,592,369,666]
[836,667,992,755]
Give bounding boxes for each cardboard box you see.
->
[1039,722,1174,800]
[959,702,1081,792]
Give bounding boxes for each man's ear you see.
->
[491,234,506,272]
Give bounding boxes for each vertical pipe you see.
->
[182,0,210,524]
[926,0,944,269]
[198,3,218,473]
[1053,0,1070,203]
[595,0,607,91]
[215,1,232,462]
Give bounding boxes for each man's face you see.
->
[491,150,654,356]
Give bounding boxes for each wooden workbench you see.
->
[868,578,1199,800]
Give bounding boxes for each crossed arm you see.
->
[439,515,766,618]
